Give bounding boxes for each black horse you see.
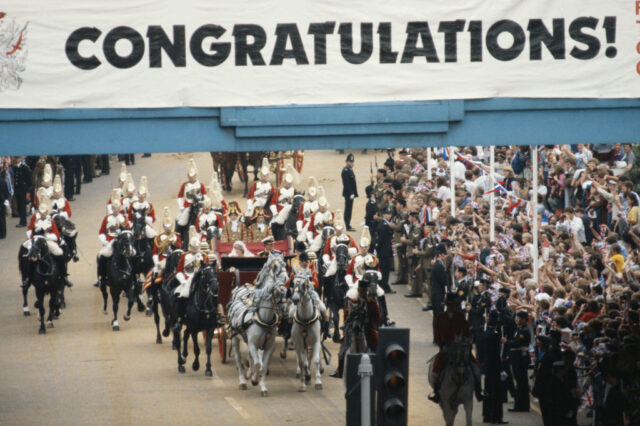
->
[282,194,305,240]
[176,196,202,250]
[52,213,79,310]
[100,231,137,331]
[326,244,350,343]
[21,236,63,334]
[173,264,219,376]
[156,250,183,344]
[131,208,154,315]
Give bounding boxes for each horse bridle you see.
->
[253,284,286,328]
[193,267,218,314]
[30,236,55,277]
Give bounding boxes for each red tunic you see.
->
[433,311,475,372]
[128,202,156,223]
[247,181,274,200]
[322,234,357,257]
[177,252,210,274]
[152,233,182,261]
[177,182,207,208]
[27,214,61,240]
[98,214,130,242]
[308,211,334,237]
[286,269,319,289]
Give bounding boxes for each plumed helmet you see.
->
[334,209,345,231]
[187,159,198,179]
[110,189,122,212]
[259,157,270,178]
[124,173,135,197]
[119,164,128,184]
[210,190,222,209]
[364,253,377,268]
[53,174,63,196]
[37,188,50,214]
[162,206,173,228]
[283,163,300,187]
[307,176,319,198]
[210,171,222,193]
[202,195,212,209]
[317,186,328,207]
[360,226,371,248]
[138,176,149,199]
[188,225,199,250]
[42,163,53,186]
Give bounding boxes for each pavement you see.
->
[0,151,544,425]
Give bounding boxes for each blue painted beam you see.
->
[466,98,640,112]
[0,108,219,122]
[235,122,448,138]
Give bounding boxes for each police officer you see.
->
[341,153,357,232]
[419,222,437,310]
[374,207,394,294]
[429,244,449,326]
[482,310,507,424]
[404,212,424,297]
[364,184,378,250]
[453,266,472,310]
[12,156,31,228]
[468,279,491,360]
[503,311,531,412]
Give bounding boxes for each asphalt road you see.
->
[0,151,543,425]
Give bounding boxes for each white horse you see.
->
[427,335,474,426]
[228,256,288,396]
[290,272,323,392]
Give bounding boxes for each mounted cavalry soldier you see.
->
[246,157,274,218]
[221,201,247,242]
[32,163,54,211]
[429,293,486,404]
[106,164,128,214]
[269,165,298,236]
[129,176,156,239]
[177,159,207,228]
[321,210,357,277]
[152,207,181,277]
[173,226,210,330]
[95,190,131,288]
[21,190,66,288]
[247,208,272,242]
[345,226,374,288]
[120,174,137,213]
[50,175,72,219]
[195,194,224,244]
[307,190,334,250]
[296,176,320,243]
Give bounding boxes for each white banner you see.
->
[0,0,638,108]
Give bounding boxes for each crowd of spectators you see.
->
[366,143,639,425]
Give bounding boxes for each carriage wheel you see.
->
[217,326,228,363]
[294,150,304,173]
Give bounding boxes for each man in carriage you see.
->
[321,210,357,277]
[94,190,131,288]
[195,194,224,245]
[220,201,247,242]
[428,293,486,404]
[20,191,66,288]
[32,163,54,211]
[177,159,207,228]
[152,207,182,279]
[256,235,276,256]
[296,177,320,244]
[289,241,318,276]
[50,175,72,219]
[128,176,156,239]
[173,227,210,330]
[246,157,274,219]
[247,207,272,242]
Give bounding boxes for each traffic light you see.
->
[376,327,409,426]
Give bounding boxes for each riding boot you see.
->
[329,355,344,378]
[57,258,73,287]
[378,295,394,326]
[472,363,487,401]
[173,297,187,331]
[94,255,107,287]
[428,372,441,403]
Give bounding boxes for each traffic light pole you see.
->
[359,354,374,426]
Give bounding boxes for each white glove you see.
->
[345,275,354,288]
[178,198,185,210]
[145,216,153,225]
[269,204,278,217]
[99,234,108,245]
[246,198,253,212]
[322,254,330,265]
[296,220,303,232]
[152,254,160,266]
[350,194,355,200]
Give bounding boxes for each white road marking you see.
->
[225,396,251,421]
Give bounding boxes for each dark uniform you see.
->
[405,216,424,296]
[364,185,378,251]
[454,275,472,310]
[0,167,10,238]
[12,159,31,227]
[390,209,408,284]
[429,244,448,321]
[469,286,491,361]
[532,333,563,425]
[341,154,357,230]
[482,311,506,424]
[374,212,393,293]
[59,155,81,199]
[504,312,531,412]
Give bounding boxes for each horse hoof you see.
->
[205,370,212,377]
[23,310,30,317]
[137,304,145,313]
[47,321,54,328]
[123,314,130,321]
[178,365,185,373]
[162,329,171,338]
[38,328,46,334]
[251,379,259,387]
[145,309,152,317]
[53,313,59,320]
[315,384,323,390]
[60,302,66,309]
[239,383,247,390]
[280,351,286,359]
[103,310,108,315]
[112,325,119,331]
[156,338,162,344]
[298,386,306,392]
[192,361,200,371]
[34,301,41,309]
[261,390,268,397]
[305,376,311,386]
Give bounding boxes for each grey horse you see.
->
[427,335,474,426]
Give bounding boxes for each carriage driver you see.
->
[321,210,357,277]
[174,227,209,330]
[21,191,65,288]
[177,159,207,228]
[152,207,182,278]
[50,175,72,219]
[246,157,274,218]
[129,176,156,239]
[94,190,131,288]
[429,293,486,404]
